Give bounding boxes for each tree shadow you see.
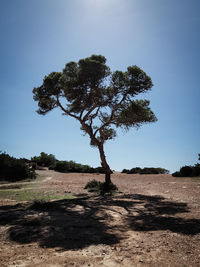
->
[0,193,200,250]
[0,196,118,250]
[105,194,200,235]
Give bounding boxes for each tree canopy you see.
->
[33,55,157,187]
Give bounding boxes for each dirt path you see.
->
[0,176,52,188]
[0,170,200,266]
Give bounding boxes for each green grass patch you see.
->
[0,188,73,202]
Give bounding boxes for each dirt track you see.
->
[0,170,200,266]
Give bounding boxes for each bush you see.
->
[99,182,118,194]
[31,152,57,167]
[0,153,36,182]
[53,161,69,172]
[122,167,169,175]
[127,167,142,174]
[84,179,118,194]
[84,179,102,190]
[172,154,200,177]
[140,168,159,174]
[172,164,200,177]
[50,160,105,174]
[180,166,193,177]
[193,164,200,176]
[172,171,181,177]
[122,169,129,173]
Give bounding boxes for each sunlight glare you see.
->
[83,0,120,13]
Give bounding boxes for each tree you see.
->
[31,152,57,167]
[0,152,36,181]
[33,55,157,188]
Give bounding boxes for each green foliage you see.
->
[172,154,200,177]
[172,171,181,177]
[84,179,118,194]
[50,160,105,174]
[172,165,200,177]
[122,169,129,173]
[122,167,169,174]
[33,54,157,145]
[99,182,118,194]
[31,152,57,167]
[0,188,72,202]
[84,179,102,190]
[33,55,157,184]
[0,153,36,182]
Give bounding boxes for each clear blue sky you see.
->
[0,0,199,173]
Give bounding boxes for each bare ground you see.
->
[0,170,200,266]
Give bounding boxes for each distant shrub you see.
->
[53,161,70,172]
[180,166,193,177]
[84,179,118,194]
[50,160,105,174]
[140,168,159,174]
[122,167,169,175]
[193,164,200,176]
[93,166,106,174]
[172,164,200,177]
[172,154,200,177]
[84,179,102,190]
[99,182,118,194]
[122,169,129,173]
[31,152,57,167]
[128,167,142,174]
[172,171,181,177]
[156,168,170,174]
[0,153,36,182]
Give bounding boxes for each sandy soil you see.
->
[0,170,200,266]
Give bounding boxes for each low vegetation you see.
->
[122,167,169,174]
[172,154,200,177]
[31,152,57,167]
[172,165,200,177]
[84,179,118,195]
[30,152,105,174]
[49,160,105,174]
[0,188,68,202]
[0,152,36,182]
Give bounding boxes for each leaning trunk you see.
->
[98,143,112,185]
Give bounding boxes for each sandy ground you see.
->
[0,170,200,266]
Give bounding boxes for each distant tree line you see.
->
[49,161,105,174]
[122,167,169,174]
[172,154,200,177]
[31,152,105,173]
[2,151,199,182]
[31,152,56,168]
[0,152,36,182]
[172,165,200,177]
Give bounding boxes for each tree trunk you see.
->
[98,143,112,185]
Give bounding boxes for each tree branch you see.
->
[56,95,80,120]
[89,107,100,127]
[94,93,127,136]
[82,104,97,122]
[80,86,96,120]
